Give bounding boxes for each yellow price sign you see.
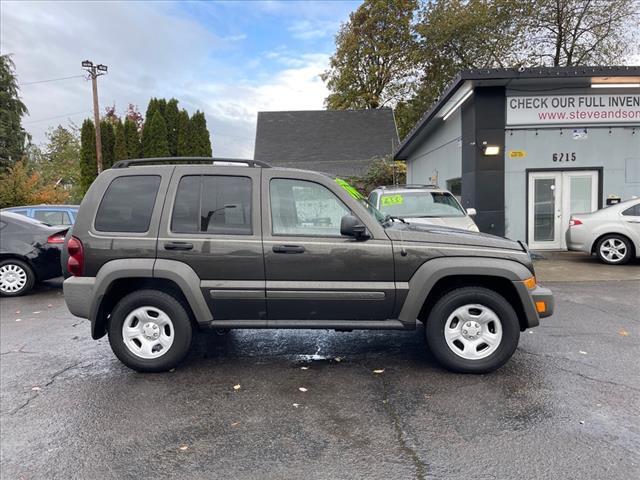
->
[509,150,527,159]
[381,194,404,206]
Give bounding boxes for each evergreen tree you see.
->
[114,119,127,162]
[176,109,191,156]
[188,111,212,157]
[165,98,180,156]
[0,54,30,171]
[100,119,115,169]
[144,98,159,124]
[156,98,167,118]
[79,119,97,194]
[142,111,170,158]
[123,117,141,158]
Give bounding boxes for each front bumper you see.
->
[513,281,554,328]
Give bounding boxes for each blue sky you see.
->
[1,0,361,157]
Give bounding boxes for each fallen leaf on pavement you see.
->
[618,329,629,337]
[373,369,385,374]
[47,304,53,308]
[334,357,342,362]
[32,311,41,314]
[298,387,308,392]
[178,445,188,451]
[292,403,300,408]
[15,319,22,322]
[579,351,587,355]
[233,384,241,390]
[15,310,20,314]
[31,387,41,391]
[300,366,309,370]
[231,422,240,427]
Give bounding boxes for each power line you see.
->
[21,74,85,86]
[23,110,92,125]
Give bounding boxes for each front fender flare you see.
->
[397,257,533,323]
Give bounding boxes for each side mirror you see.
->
[340,214,369,240]
[466,208,477,217]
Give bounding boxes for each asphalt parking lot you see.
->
[1,277,639,480]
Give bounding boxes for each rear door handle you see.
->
[164,241,194,251]
[272,244,305,254]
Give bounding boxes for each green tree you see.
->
[188,111,212,156]
[165,98,180,156]
[36,125,82,201]
[322,0,418,110]
[176,109,191,156]
[123,117,141,158]
[79,119,97,194]
[100,119,115,169]
[114,119,127,163]
[344,157,406,195]
[142,111,170,157]
[0,54,30,171]
[144,98,159,125]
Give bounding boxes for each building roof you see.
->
[254,108,399,177]
[395,65,640,159]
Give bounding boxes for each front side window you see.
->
[95,175,161,232]
[378,191,466,218]
[171,175,252,234]
[270,179,350,236]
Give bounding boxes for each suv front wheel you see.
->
[108,290,193,372]
[425,287,520,374]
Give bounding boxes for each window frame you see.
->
[93,174,162,234]
[268,177,356,239]
[169,174,254,236]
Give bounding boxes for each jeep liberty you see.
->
[63,158,553,373]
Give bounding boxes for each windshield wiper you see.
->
[384,214,407,224]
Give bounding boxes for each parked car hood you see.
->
[384,222,523,251]
[403,216,476,230]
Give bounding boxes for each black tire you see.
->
[425,287,520,374]
[108,289,193,373]
[595,234,632,265]
[0,258,36,297]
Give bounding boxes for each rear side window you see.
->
[34,210,71,225]
[171,175,252,235]
[622,204,640,216]
[95,175,161,232]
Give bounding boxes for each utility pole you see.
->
[81,60,108,173]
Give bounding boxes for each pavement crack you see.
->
[379,374,428,480]
[10,361,84,415]
[0,344,36,355]
[518,349,640,393]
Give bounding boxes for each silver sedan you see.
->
[566,198,640,265]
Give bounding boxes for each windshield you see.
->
[378,191,466,218]
[335,178,387,225]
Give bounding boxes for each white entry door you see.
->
[528,170,598,250]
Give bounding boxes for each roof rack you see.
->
[111,157,271,169]
[380,184,439,189]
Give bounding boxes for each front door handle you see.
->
[164,241,194,251]
[272,244,305,254]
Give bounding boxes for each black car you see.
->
[0,211,68,296]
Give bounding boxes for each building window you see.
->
[447,178,462,198]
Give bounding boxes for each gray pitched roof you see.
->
[254,108,399,177]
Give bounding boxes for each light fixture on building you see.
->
[591,76,640,88]
[442,88,474,121]
[483,145,500,156]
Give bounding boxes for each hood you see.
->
[384,222,523,251]
[404,216,477,230]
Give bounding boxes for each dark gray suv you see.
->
[63,158,553,373]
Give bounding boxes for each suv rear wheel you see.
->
[108,290,193,372]
[425,287,520,373]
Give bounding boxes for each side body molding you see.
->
[398,257,533,323]
[153,259,212,323]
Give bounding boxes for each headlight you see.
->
[468,224,480,232]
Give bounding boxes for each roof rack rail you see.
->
[111,157,271,169]
[380,184,439,189]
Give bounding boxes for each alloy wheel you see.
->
[599,238,627,263]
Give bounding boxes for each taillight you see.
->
[569,218,583,227]
[67,236,84,277]
[47,232,67,244]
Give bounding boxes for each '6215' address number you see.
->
[552,152,576,162]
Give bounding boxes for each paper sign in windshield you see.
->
[381,195,404,206]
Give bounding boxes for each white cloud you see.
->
[288,19,339,40]
[1,1,332,158]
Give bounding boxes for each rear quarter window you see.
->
[95,175,161,232]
